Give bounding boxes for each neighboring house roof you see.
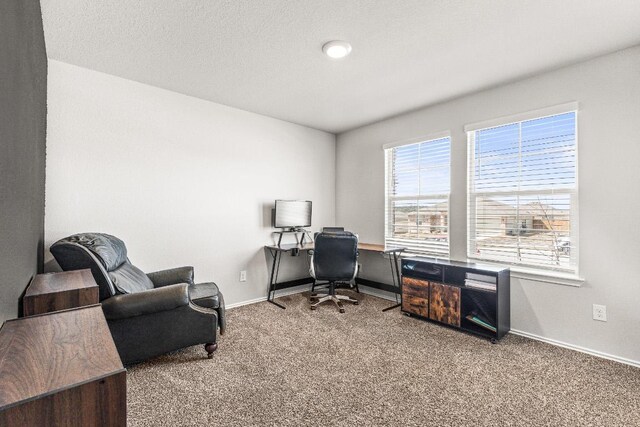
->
[521,201,570,217]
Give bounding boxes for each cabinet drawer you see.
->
[402,277,429,298]
[402,295,428,318]
[429,283,461,327]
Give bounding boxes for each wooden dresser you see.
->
[0,305,126,426]
[23,269,99,316]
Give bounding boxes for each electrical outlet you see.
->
[593,304,607,322]
[239,270,247,282]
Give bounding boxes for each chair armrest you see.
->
[147,266,194,287]
[102,283,190,320]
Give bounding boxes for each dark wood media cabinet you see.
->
[401,257,510,342]
[0,305,126,426]
[23,269,99,316]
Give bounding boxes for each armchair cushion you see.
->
[62,233,129,271]
[189,282,226,334]
[147,266,195,287]
[188,282,220,307]
[102,283,190,320]
[109,262,155,294]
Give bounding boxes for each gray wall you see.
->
[0,0,47,322]
[45,60,335,307]
[336,46,640,365]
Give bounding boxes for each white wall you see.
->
[336,46,640,364]
[45,60,335,306]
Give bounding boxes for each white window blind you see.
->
[385,136,451,257]
[467,111,578,274]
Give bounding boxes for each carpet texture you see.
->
[127,292,640,426]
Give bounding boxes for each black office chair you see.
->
[321,227,345,233]
[309,231,359,313]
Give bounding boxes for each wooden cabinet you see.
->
[401,277,429,317]
[0,305,126,426]
[429,283,460,327]
[401,278,461,327]
[23,269,99,316]
[401,258,510,342]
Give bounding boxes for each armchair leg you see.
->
[205,343,218,358]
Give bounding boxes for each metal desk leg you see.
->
[267,249,286,309]
[382,251,402,312]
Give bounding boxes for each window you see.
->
[467,110,578,274]
[384,136,451,257]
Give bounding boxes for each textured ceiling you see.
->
[41,0,640,133]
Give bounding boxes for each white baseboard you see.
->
[226,288,639,369]
[226,296,269,309]
[510,328,640,368]
[358,286,398,302]
[226,285,310,309]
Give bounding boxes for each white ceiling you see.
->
[41,0,640,134]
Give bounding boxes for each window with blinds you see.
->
[385,136,451,257]
[467,111,578,274]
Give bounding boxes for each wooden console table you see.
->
[0,305,126,426]
[23,269,99,316]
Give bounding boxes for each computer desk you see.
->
[264,242,405,311]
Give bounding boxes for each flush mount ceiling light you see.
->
[322,40,352,59]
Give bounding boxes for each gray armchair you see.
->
[50,233,225,364]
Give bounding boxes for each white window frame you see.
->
[383,132,451,258]
[465,103,581,281]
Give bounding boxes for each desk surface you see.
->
[265,242,405,254]
[0,305,124,409]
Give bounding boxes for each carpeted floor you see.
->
[127,292,640,426]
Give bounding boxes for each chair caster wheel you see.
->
[310,306,316,310]
[340,309,345,313]
[490,338,498,344]
[354,301,359,305]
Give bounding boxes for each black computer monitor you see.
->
[274,200,312,229]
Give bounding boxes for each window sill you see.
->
[402,254,585,287]
[509,268,584,287]
[463,257,583,286]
